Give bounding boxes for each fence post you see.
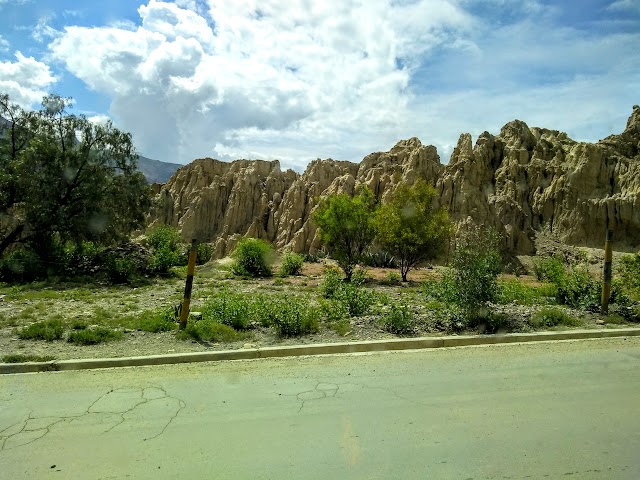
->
[601,230,613,315]
[179,239,198,330]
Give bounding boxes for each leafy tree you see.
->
[374,179,451,282]
[0,93,151,257]
[314,186,376,280]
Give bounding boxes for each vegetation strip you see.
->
[2,328,639,375]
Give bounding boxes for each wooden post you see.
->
[179,239,198,330]
[601,230,613,315]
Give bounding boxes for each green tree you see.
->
[313,186,376,280]
[0,94,151,257]
[375,179,451,282]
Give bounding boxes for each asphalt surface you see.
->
[1,337,639,479]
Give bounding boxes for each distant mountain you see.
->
[137,155,182,184]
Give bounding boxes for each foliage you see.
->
[0,93,151,259]
[529,307,581,328]
[1,354,54,363]
[555,265,601,311]
[380,304,415,334]
[301,251,327,263]
[320,267,344,298]
[145,225,185,274]
[617,252,640,301]
[146,224,182,251]
[466,310,525,334]
[279,251,304,276]
[105,255,136,284]
[449,224,502,314]
[16,319,64,341]
[383,271,402,285]
[231,238,274,277]
[360,250,397,269]
[497,279,557,305]
[262,296,320,337]
[314,186,377,280]
[321,269,374,316]
[201,288,253,330]
[0,248,45,282]
[533,256,565,283]
[137,307,177,332]
[319,298,350,323]
[196,243,214,265]
[374,180,452,281]
[67,326,124,345]
[178,320,248,343]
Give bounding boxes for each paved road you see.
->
[1,337,639,479]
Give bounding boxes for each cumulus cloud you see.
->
[49,0,472,168]
[48,0,640,169]
[0,35,9,52]
[0,51,56,107]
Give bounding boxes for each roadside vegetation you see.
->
[1,95,639,361]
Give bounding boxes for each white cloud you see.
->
[608,0,640,13]
[87,114,111,125]
[32,14,59,43]
[47,0,640,169]
[49,0,471,168]
[0,35,9,52]
[0,51,56,107]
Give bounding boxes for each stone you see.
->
[148,106,640,256]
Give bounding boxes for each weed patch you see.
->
[2,354,55,363]
[17,319,64,341]
[178,321,249,342]
[380,304,415,335]
[67,327,123,345]
[529,308,581,328]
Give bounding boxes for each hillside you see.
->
[148,106,640,257]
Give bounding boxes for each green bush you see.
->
[231,238,274,277]
[0,249,46,283]
[178,320,247,342]
[556,265,601,311]
[1,354,55,363]
[265,297,320,337]
[361,251,397,269]
[146,224,182,250]
[150,244,182,274]
[529,307,581,328]
[422,277,458,304]
[105,255,136,283]
[449,225,502,313]
[466,310,525,334]
[383,271,401,285]
[497,279,556,305]
[201,288,252,330]
[67,327,123,345]
[381,304,415,334]
[320,267,344,298]
[17,319,64,341]
[279,251,304,276]
[533,256,565,283]
[320,298,350,323]
[196,243,214,265]
[137,308,177,332]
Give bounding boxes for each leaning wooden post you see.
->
[179,239,198,330]
[601,229,613,315]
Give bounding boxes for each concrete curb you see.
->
[2,327,640,375]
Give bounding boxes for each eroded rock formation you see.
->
[148,106,640,256]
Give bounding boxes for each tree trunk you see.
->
[0,224,26,257]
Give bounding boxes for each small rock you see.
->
[190,311,203,321]
[124,328,134,333]
[595,319,605,325]
[243,343,256,349]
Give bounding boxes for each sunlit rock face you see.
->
[149,106,640,257]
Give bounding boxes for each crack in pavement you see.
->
[0,384,185,452]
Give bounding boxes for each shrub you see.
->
[67,327,123,345]
[146,224,182,251]
[105,255,136,283]
[361,250,397,269]
[150,244,182,274]
[466,310,525,334]
[449,224,502,313]
[0,249,46,283]
[196,243,214,265]
[319,298,350,323]
[1,354,55,363]
[201,288,252,330]
[279,251,304,276]
[497,279,556,305]
[266,297,320,337]
[556,264,601,311]
[529,307,581,328]
[17,319,64,341]
[422,277,458,303]
[333,280,375,316]
[301,251,326,263]
[178,320,248,342]
[320,267,344,298]
[138,308,177,332]
[231,238,274,277]
[381,304,415,334]
[533,256,566,283]
[383,271,401,285]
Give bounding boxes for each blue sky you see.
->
[0,0,638,171]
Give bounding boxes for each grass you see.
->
[497,279,557,305]
[529,307,582,329]
[67,327,123,345]
[178,320,250,342]
[17,319,64,341]
[2,354,55,363]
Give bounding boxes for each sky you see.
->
[0,0,638,171]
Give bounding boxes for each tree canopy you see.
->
[313,186,376,280]
[0,93,151,258]
[374,179,451,281]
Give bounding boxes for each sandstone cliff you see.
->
[148,106,640,256]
